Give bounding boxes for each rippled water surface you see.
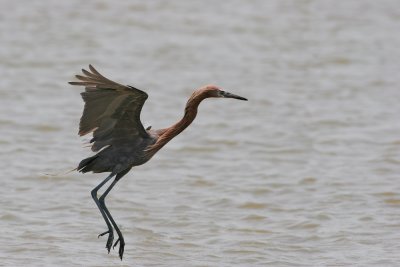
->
[1,0,400,266]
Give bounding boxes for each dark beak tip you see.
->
[235,96,248,101]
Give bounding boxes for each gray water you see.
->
[1,0,400,266]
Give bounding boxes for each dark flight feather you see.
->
[69,65,149,152]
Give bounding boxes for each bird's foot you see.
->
[98,229,114,253]
[113,236,125,260]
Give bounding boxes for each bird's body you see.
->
[69,65,247,260]
[78,130,157,174]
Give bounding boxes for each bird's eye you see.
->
[219,90,225,96]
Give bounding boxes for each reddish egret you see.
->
[69,65,247,260]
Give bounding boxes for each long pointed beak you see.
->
[221,91,248,101]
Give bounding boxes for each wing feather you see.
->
[69,65,149,152]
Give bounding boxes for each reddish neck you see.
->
[147,92,208,153]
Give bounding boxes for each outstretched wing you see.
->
[69,65,149,152]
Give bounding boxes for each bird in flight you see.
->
[69,65,247,260]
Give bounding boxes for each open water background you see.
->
[0,0,400,266]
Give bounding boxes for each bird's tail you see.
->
[77,155,99,173]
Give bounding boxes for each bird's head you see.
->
[202,85,248,101]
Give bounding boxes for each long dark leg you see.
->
[99,178,125,260]
[98,168,131,260]
[91,173,115,252]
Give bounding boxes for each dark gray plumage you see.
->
[69,65,247,260]
[70,65,158,174]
